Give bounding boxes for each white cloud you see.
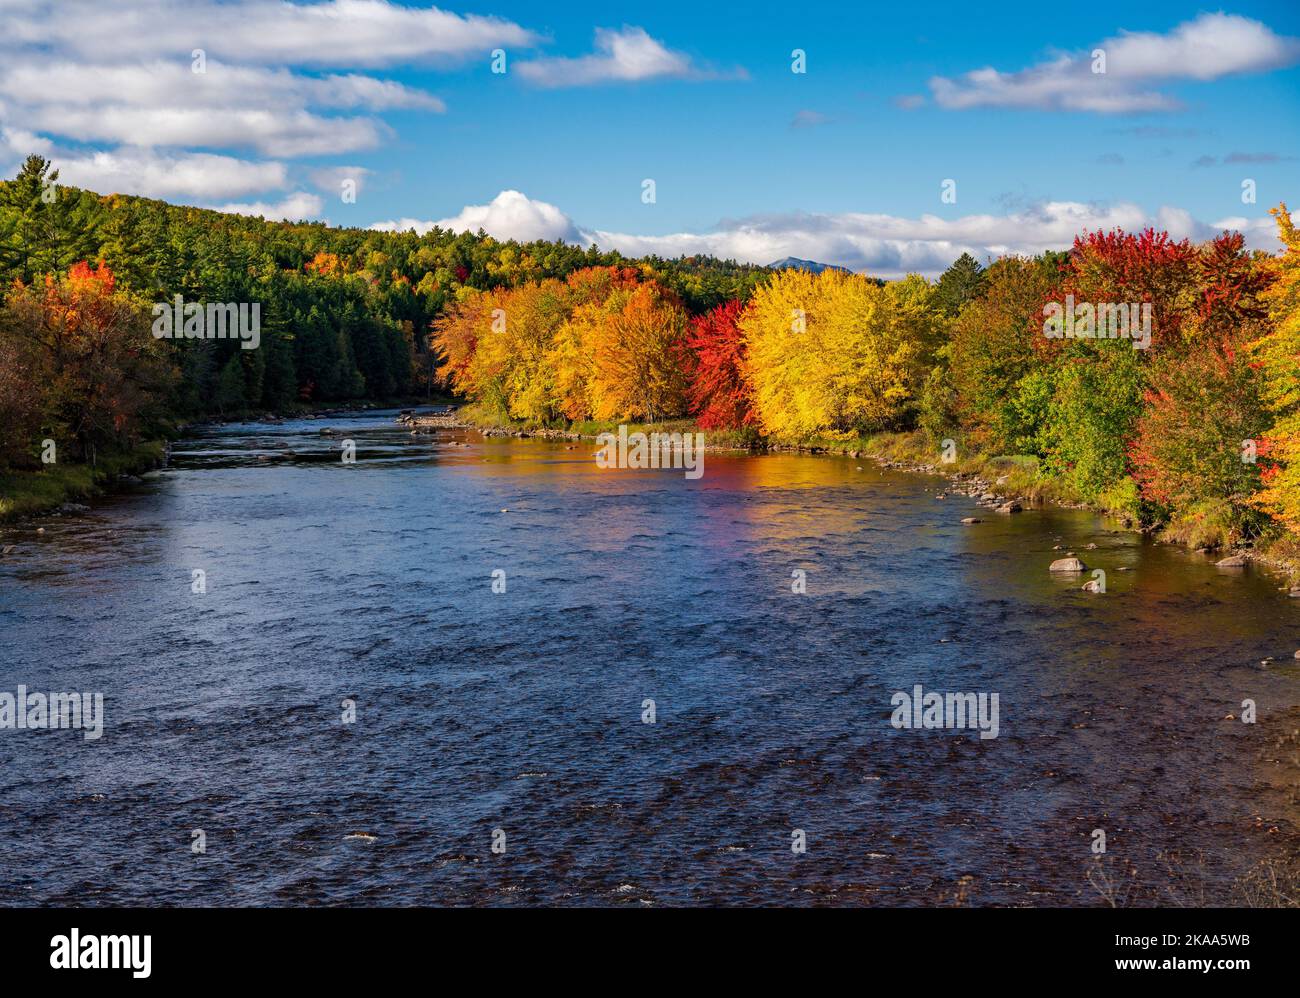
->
[0,129,295,202]
[0,0,493,204]
[372,190,1281,279]
[53,148,290,200]
[928,13,1300,113]
[0,125,54,165]
[583,202,1161,276]
[18,106,389,158]
[216,191,325,221]
[371,190,580,242]
[0,0,540,68]
[517,26,732,87]
[0,61,445,114]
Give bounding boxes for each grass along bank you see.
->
[0,440,168,523]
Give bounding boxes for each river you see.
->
[1,408,1297,906]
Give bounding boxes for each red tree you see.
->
[1032,228,1199,356]
[684,299,755,430]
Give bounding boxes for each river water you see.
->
[1,409,1298,906]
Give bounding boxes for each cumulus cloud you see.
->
[927,13,1300,113]
[0,129,294,202]
[0,61,444,115]
[0,0,501,206]
[52,148,290,201]
[0,0,540,68]
[516,26,738,87]
[371,190,1282,279]
[371,190,581,242]
[19,106,390,158]
[216,191,325,221]
[0,54,441,159]
[0,125,54,163]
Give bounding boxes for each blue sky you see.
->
[1,0,1297,274]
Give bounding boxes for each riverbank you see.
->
[430,404,1300,588]
[0,440,168,524]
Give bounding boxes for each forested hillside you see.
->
[0,155,769,443]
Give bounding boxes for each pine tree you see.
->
[933,252,986,317]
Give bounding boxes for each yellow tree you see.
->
[431,286,499,400]
[586,281,690,421]
[1250,204,1300,531]
[546,301,601,420]
[741,269,935,438]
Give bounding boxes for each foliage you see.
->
[1250,205,1300,532]
[740,268,935,438]
[947,257,1056,451]
[0,261,176,467]
[684,299,755,430]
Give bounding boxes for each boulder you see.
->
[1050,557,1087,573]
[1216,554,1248,568]
[996,501,1022,514]
[961,517,981,525]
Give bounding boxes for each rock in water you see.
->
[1050,557,1087,573]
[1216,554,1248,568]
[961,517,981,525]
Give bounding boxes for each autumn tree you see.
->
[0,261,175,463]
[586,280,690,422]
[1249,204,1300,532]
[741,269,933,438]
[684,299,755,429]
[946,256,1057,451]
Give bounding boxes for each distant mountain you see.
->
[766,256,850,274]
